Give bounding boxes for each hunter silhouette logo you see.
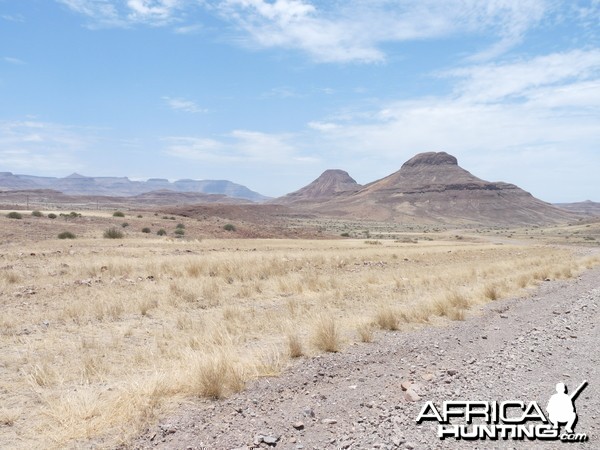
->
[547,380,587,434]
[416,380,589,442]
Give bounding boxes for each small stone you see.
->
[403,389,421,402]
[400,380,413,391]
[293,421,305,430]
[322,418,337,425]
[303,407,315,418]
[500,314,508,318]
[421,373,434,381]
[263,435,279,445]
[405,442,416,449]
[447,369,458,376]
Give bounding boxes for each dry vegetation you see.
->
[0,212,599,449]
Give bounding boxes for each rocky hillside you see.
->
[555,200,600,216]
[274,152,579,226]
[275,169,361,204]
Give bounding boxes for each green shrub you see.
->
[137,214,143,218]
[121,222,129,228]
[48,213,57,219]
[57,231,76,239]
[32,210,43,217]
[69,211,81,218]
[176,223,185,229]
[157,229,167,236]
[174,229,185,236]
[6,212,22,219]
[113,211,125,217]
[141,227,151,233]
[169,216,176,220]
[223,223,236,232]
[340,232,350,237]
[103,227,124,239]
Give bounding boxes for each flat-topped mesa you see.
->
[401,151,458,168]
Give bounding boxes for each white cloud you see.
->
[0,121,91,172]
[162,96,207,113]
[3,57,25,65]
[446,49,600,102]
[56,0,187,27]
[165,129,308,164]
[219,0,551,63]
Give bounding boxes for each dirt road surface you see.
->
[134,265,600,449]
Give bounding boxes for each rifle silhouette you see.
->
[570,380,588,401]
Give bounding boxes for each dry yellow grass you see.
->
[0,233,598,449]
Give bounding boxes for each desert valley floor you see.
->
[0,206,599,449]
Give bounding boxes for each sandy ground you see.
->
[133,263,600,450]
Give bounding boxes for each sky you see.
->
[0,0,599,202]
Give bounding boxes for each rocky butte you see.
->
[274,151,577,226]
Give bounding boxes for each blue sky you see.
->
[1,0,599,202]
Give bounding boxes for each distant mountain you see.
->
[273,151,579,226]
[275,169,361,204]
[0,172,269,202]
[554,200,600,216]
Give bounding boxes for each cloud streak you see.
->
[162,96,207,113]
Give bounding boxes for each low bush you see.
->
[113,211,125,217]
[223,223,236,232]
[32,210,43,217]
[47,213,57,219]
[6,212,22,219]
[57,231,76,240]
[121,222,129,228]
[157,229,167,236]
[103,227,124,239]
[141,227,151,233]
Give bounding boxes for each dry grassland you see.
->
[1,233,599,448]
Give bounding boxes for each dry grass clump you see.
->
[287,333,304,358]
[375,306,403,331]
[191,351,245,399]
[311,314,341,352]
[356,321,375,343]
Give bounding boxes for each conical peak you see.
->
[401,152,458,168]
[316,169,356,183]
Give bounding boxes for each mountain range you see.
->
[0,172,269,202]
[274,152,577,226]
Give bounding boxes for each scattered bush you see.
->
[223,223,236,232]
[137,214,143,218]
[60,212,81,218]
[57,231,76,240]
[287,334,304,358]
[364,240,382,245]
[121,222,129,228]
[103,227,124,239]
[141,227,151,233]
[6,212,22,219]
[31,210,43,217]
[161,216,169,220]
[157,229,167,236]
[176,223,185,229]
[340,232,350,237]
[113,211,125,217]
[47,213,57,219]
[169,216,176,220]
[174,229,185,236]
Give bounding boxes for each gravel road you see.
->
[134,265,600,450]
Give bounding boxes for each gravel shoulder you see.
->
[133,264,600,450]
